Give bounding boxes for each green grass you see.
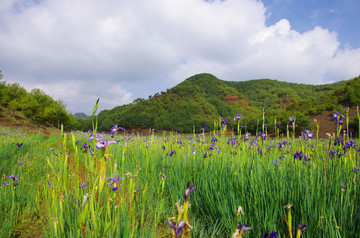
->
[0,124,359,237]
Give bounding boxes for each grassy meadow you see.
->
[1,106,360,237]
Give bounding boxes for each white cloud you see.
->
[0,0,359,113]
[17,80,133,113]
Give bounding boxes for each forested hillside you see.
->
[83,73,360,134]
[0,70,77,130]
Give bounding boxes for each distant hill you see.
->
[73,112,89,118]
[80,73,360,135]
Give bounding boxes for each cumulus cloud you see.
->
[0,0,359,113]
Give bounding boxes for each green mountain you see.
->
[83,73,360,134]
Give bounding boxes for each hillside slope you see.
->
[85,73,359,134]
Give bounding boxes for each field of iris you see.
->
[1,105,360,237]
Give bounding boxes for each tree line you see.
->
[0,70,77,129]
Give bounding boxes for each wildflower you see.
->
[221,118,229,128]
[234,113,245,121]
[106,172,124,192]
[294,150,303,160]
[343,141,356,153]
[276,124,282,128]
[302,130,314,140]
[93,135,118,149]
[134,186,139,193]
[184,182,195,203]
[232,223,252,238]
[333,112,345,125]
[209,143,215,150]
[211,137,218,143]
[167,149,176,156]
[289,116,296,125]
[7,174,20,181]
[261,105,267,114]
[227,138,236,145]
[297,224,307,233]
[4,182,10,185]
[329,150,338,159]
[81,143,90,152]
[166,220,184,237]
[79,182,87,189]
[18,161,23,165]
[256,132,266,140]
[110,124,119,135]
[262,231,279,238]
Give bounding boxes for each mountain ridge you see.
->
[81,73,359,135]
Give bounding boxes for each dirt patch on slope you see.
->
[310,107,358,138]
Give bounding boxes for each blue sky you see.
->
[0,0,359,114]
[263,0,360,48]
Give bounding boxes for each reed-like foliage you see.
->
[1,105,359,237]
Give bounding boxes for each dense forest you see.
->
[80,73,360,134]
[0,70,77,129]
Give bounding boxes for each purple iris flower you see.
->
[82,143,90,152]
[343,141,356,153]
[166,220,184,237]
[16,143,23,148]
[329,150,338,159]
[333,112,345,125]
[234,113,245,121]
[221,118,229,128]
[262,231,279,238]
[294,150,303,160]
[276,124,282,128]
[209,143,215,150]
[227,138,236,145]
[110,124,119,135]
[237,223,252,236]
[89,133,118,149]
[261,105,266,114]
[250,139,258,146]
[184,182,195,203]
[297,224,307,232]
[7,174,20,181]
[302,130,314,140]
[106,172,123,185]
[167,149,176,156]
[18,161,23,165]
[211,137,218,143]
[4,182,10,185]
[106,172,123,191]
[256,132,266,140]
[353,167,357,174]
[79,182,87,189]
[289,116,296,124]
